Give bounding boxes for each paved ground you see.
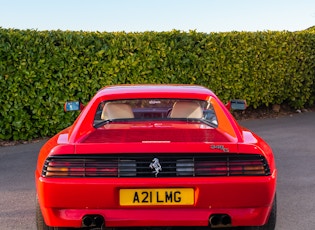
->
[239,112,315,229]
[0,111,314,229]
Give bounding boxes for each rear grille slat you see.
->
[42,154,270,178]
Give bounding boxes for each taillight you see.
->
[195,162,228,176]
[43,158,119,177]
[229,160,266,175]
[195,159,268,176]
[45,161,73,177]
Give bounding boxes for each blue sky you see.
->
[1,0,315,32]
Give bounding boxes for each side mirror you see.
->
[226,99,247,110]
[64,101,84,112]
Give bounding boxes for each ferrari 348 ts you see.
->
[35,84,277,230]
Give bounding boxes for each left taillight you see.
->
[42,157,119,178]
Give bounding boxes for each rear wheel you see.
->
[36,196,69,230]
[258,194,276,230]
[246,194,277,230]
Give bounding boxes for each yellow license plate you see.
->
[119,188,194,206]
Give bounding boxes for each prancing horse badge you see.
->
[149,158,162,177]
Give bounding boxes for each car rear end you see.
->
[35,86,276,229]
[36,136,276,229]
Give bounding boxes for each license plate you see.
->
[119,188,194,206]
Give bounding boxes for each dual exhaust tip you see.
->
[209,214,232,228]
[82,215,104,228]
[82,213,231,228]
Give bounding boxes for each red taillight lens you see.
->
[84,162,118,177]
[43,159,118,177]
[195,162,228,176]
[195,159,267,176]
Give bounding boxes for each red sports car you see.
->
[35,84,277,230]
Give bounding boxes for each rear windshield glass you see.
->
[94,99,217,127]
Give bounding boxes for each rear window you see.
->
[94,99,217,127]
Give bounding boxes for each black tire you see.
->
[258,194,277,230]
[246,194,277,230]
[36,196,69,230]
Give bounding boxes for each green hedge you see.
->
[0,28,315,140]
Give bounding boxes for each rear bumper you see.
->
[36,170,277,228]
[42,206,271,227]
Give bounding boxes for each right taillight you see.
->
[194,157,269,176]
